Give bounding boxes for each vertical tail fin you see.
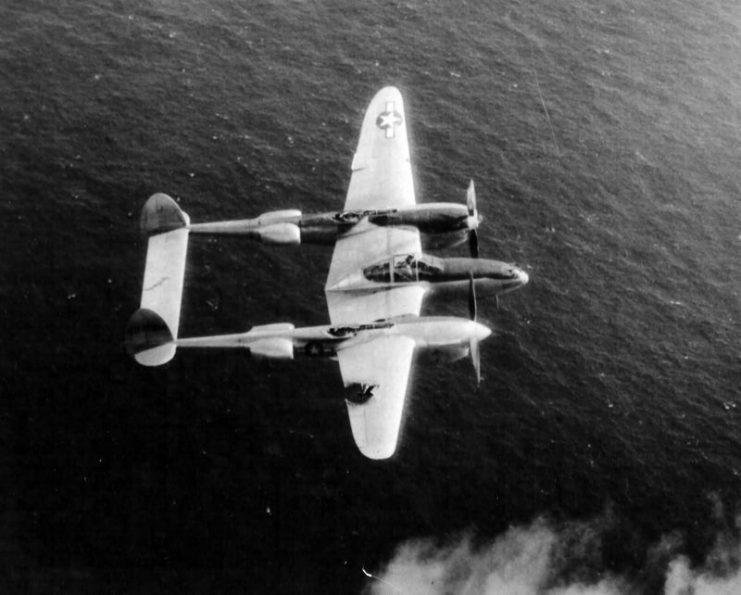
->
[466,180,480,258]
[125,308,175,366]
[128,194,190,366]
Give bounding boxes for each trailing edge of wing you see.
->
[338,336,416,459]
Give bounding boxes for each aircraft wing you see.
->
[327,87,423,457]
[337,335,416,459]
[345,86,415,211]
[325,87,422,324]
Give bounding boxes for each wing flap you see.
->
[338,336,416,459]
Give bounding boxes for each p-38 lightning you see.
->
[126,86,529,459]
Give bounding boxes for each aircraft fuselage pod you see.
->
[327,252,528,298]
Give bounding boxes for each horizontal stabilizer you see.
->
[141,193,190,236]
[130,198,190,365]
[125,308,175,366]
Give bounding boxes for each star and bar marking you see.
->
[376,101,403,139]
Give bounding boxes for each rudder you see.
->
[141,193,190,235]
[125,308,175,366]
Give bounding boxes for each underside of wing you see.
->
[345,86,415,211]
[338,336,416,459]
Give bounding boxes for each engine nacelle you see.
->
[256,209,302,225]
[256,222,301,244]
[250,323,296,333]
[249,337,295,360]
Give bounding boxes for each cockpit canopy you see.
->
[332,208,397,225]
[363,253,443,283]
[491,262,524,280]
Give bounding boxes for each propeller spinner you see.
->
[466,179,481,258]
[468,272,482,384]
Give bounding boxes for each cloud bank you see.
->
[365,514,741,595]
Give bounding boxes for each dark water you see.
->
[3,1,741,593]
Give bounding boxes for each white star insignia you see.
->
[376,101,403,138]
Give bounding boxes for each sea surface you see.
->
[2,1,741,593]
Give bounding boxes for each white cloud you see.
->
[366,516,741,595]
[664,554,741,595]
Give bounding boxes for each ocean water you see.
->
[3,1,741,593]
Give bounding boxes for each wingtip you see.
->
[360,445,397,460]
[371,86,403,106]
[377,84,401,95]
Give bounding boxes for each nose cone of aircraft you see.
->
[466,260,530,294]
[498,263,529,292]
[473,321,492,342]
